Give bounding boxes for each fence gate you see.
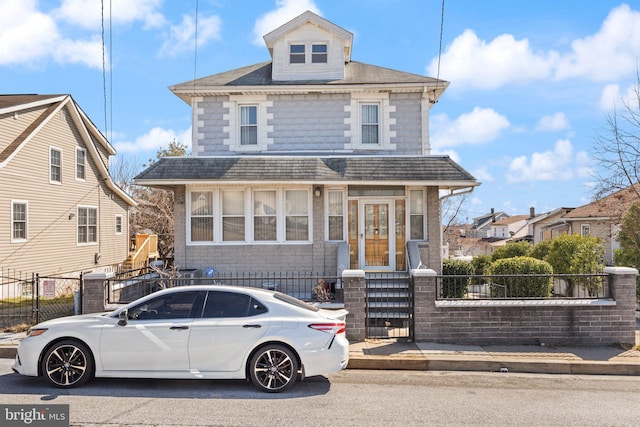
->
[0,269,83,329]
[365,272,413,339]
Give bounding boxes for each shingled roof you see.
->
[563,184,640,220]
[135,156,477,189]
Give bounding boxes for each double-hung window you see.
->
[76,148,86,180]
[311,44,327,63]
[11,201,27,242]
[361,104,379,144]
[253,190,277,241]
[190,191,214,242]
[289,44,306,63]
[285,190,309,241]
[409,190,424,240]
[327,190,344,241]
[78,206,98,244]
[50,148,62,183]
[240,105,258,146]
[222,190,245,241]
[115,215,123,235]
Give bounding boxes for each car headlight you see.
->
[26,328,48,337]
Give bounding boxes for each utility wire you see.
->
[193,0,199,95]
[101,0,108,135]
[432,0,445,103]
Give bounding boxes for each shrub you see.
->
[442,259,474,298]
[487,256,553,298]
[471,255,492,285]
[491,241,533,261]
[528,239,552,261]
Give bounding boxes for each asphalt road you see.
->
[1,359,639,426]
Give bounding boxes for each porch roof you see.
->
[134,155,478,189]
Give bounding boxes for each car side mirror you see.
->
[118,310,128,326]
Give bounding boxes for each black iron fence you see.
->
[437,273,610,300]
[0,268,83,329]
[106,269,342,305]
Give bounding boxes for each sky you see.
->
[2,0,640,223]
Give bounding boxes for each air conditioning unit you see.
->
[174,269,202,286]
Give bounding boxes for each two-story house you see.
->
[135,11,478,276]
[0,94,136,277]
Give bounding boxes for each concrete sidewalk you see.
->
[2,330,640,376]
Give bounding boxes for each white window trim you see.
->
[115,214,123,235]
[223,95,273,152]
[10,200,28,243]
[76,147,86,182]
[580,224,591,236]
[344,93,396,150]
[186,187,312,245]
[49,146,63,185]
[77,205,98,246]
[325,188,347,242]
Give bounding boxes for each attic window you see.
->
[312,44,327,63]
[290,44,305,63]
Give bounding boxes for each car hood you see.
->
[31,312,112,328]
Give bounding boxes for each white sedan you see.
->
[12,285,349,393]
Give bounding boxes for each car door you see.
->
[100,291,205,372]
[188,290,269,372]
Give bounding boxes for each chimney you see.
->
[530,207,535,218]
[491,208,495,223]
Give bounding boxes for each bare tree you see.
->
[591,69,640,200]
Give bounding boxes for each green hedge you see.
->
[442,259,474,298]
[487,256,553,298]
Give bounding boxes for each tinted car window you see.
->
[129,291,205,320]
[203,291,267,318]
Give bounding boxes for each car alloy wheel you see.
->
[42,340,93,388]
[249,344,298,393]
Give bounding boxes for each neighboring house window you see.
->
[222,190,245,242]
[239,105,258,146]
[289,44,305,63]
[115,215,123,235]
[327,190,344,241]
[285,190,309,241]
[361,104,379,144]
[409,189,424,240]
[311,44,327,63]
[76,148,86,180]
[50,147,62,183]
[538,230,544,242]
[190,191,214,242]
[254,190,277,241]
[11,201,27,242]
[581,224,590,236]
[78,206,98,244]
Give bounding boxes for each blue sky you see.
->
[2,0,640,222]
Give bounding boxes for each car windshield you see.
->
[273,291,319,312]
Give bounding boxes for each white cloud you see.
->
[554,4,640,81]
[431,107,510,149]
[599,82,639,111]
[472,166,493,183]
[0,0,102,68]
[506,139,590,183]
[536,112,570,132]
[159,14,222,57]
[114,127,192,154]
[252,0,321,45]
[54,0,166,30]
[428,29,555,90]
[429,4,640,90]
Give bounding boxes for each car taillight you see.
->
[308,322,346,334]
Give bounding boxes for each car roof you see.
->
[149,285,276,298]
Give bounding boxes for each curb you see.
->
[347,354,640,376]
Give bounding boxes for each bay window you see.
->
[190,191,214,242]
[253,190,277,241]
[222,190,245,241]
[285,190,309,241]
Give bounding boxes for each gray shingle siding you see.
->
[390,93,423,154]
[195,97,229,155]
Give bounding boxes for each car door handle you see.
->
[170,326,189,330]
[242,324,262,328]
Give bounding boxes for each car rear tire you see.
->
[249,344,298,393]
[41,340,93,388]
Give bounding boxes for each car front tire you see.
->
[249,344,299,393]
[41,339,93,388]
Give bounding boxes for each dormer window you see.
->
[290,45,305,63]
[311,44,327,63]
[289,43,328,64]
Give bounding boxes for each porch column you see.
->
[342,269,366,342]
[426,187,442,273]
[605,266,638,345]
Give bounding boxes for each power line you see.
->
[432,0,445,104]
[193,0,199,95]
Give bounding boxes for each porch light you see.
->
[314,187,321,198]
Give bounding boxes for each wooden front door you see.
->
[363,202,392,270]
